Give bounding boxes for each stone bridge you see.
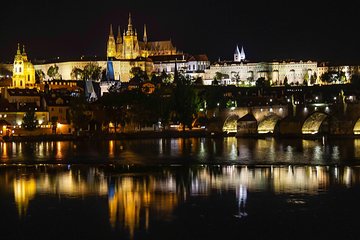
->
[206,102,360,137]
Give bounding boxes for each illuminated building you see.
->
[107,13,178,60]
[12,44,35,88]
[204,52,318,86]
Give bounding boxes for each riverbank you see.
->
[2,131,360,142]
[1,130,229,142]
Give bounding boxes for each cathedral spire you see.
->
[117,25,122,44]
[127,12,133,35]
[143,24,148,43]
[22,45,26,55]
[109,24,114,36]
[107,24,116,58]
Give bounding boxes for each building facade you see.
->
[12,44,35,88]
[107,13,178,60]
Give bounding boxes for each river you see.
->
[1,137,360,239]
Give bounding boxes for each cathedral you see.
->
[107,13,178,60]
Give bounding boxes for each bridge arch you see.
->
[223,114,240,133]
[257,114,282,134]
[353,118,360,135]
[302,112,329,134]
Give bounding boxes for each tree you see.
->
[172,73,200,131]
[69,95,91,134]
[83,62,102,81]
[211,78,219,86]
[130,67,148,82]
[255,77,270,88]
[70,67,84,80]
[215,72,223,81]
[320,72,333,84]
[35,69,45,83]
[284,76,289,87]
[194,76,203,85]
[22,110,38,130]
[47,64,60,80]
[310,72,317,85]
[304,72,309,84]
[339,71,347,83]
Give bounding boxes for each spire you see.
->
[107,24,116,58]
[234,45,240,55]
[240,46,246,61]
[22,45,26,55]
[234,45,241,62]
[21,45,28,61]
[127,12,133,35]
[143,24,148,42]
[109,24,114,36]
[116,25,122,44]
[16,43,21,55]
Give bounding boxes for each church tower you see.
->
[107,24,116,59]
[240,46,246,61]
[234,45,241,62]
[122,13,140,59]
[12,44,35,88]
[234,45,246,62]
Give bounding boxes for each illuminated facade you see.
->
[107,13,178,60]
[205,57,318,86]
[12,44,35,88]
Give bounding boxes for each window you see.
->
[19,67,22,72]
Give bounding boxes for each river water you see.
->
[1,137,360,239]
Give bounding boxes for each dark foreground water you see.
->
[1,137,360,239]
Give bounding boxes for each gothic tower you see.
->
[122,13,140,59]
[107,24,116,59]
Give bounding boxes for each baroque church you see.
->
[107,13,178,60]
[12,43,35,88]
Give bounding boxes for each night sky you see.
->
[1,0,359,64]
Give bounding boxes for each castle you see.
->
[107,13,178,60]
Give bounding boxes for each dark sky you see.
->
[1,0,359,64]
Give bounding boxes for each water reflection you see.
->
[1,138,360,165]
[1,164,360,238]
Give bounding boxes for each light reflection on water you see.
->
[1,164,360,239]
[1,137,360,165]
